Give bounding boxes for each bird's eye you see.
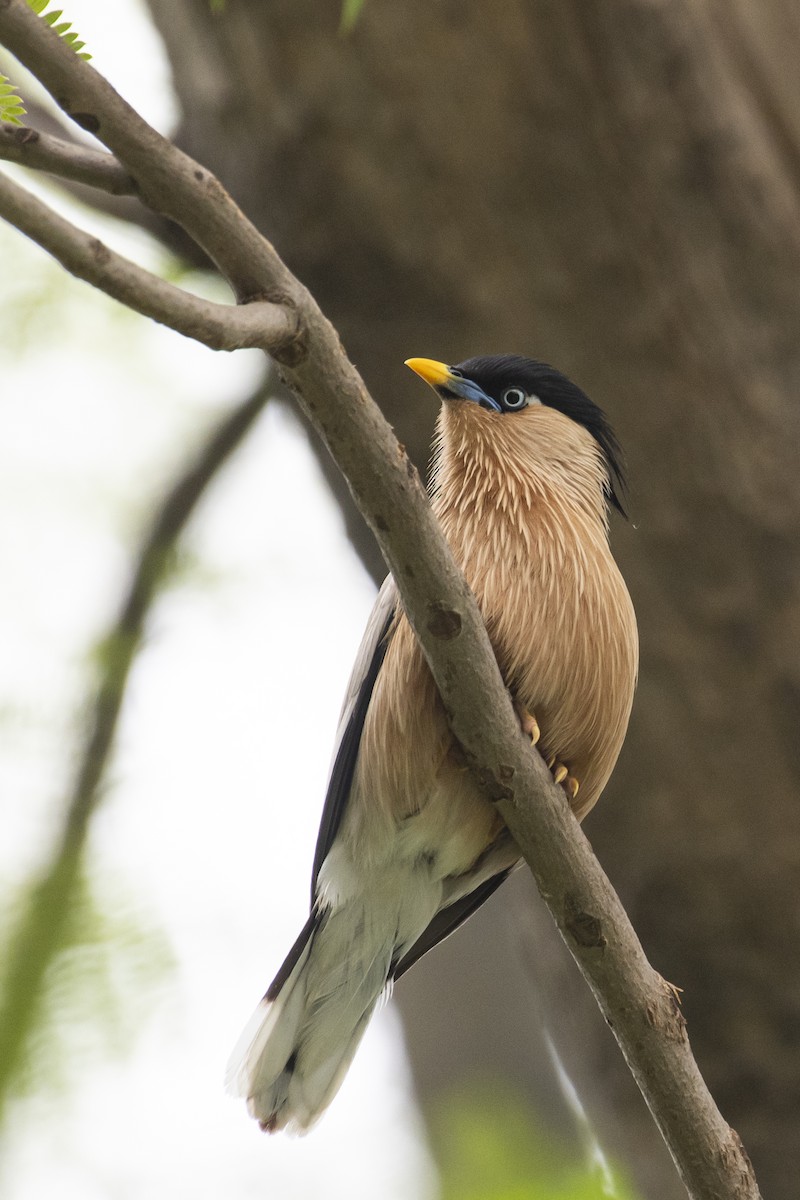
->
[501,387,528,410]
[449,368,463,378]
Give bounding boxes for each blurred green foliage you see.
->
[433,1083,640,1200]
[0,869,173,1107]
[0,221,135,349]
[340,0,367,34]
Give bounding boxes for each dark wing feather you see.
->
[391,868,512,979]
[310,577,398,900]
[308,574,512,979]
[264,909,321,1001]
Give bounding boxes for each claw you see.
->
[546,759,579,800]
[661,977,684,1006]
[515,703,540,746]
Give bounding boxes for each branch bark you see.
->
[0,169,296,351]
[0,4,762,1196]
[0,104,195,240]
[0,121,135,190]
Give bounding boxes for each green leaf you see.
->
[25,0,91,60]
[0,74,26,125]
[340,0,366,34]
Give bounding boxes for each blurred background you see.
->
[2,1,800,1197]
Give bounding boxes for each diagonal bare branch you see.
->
[0,169,297,352]
[0,378,273,1123]
[0,4,762,1195]
[0,120,134,191]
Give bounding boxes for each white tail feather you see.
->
[226,901,403,1132]
[228,865,441,1132]
[225,933,314,1105]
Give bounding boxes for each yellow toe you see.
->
[515,703,541,746]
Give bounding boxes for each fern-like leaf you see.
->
[1,3,91,125]
[0,76,26,126]
[26,0,91,60]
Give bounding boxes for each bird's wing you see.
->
[309,574,514,976]
[310,576,398,899]
[391,868,513,979]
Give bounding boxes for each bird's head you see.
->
[405,353,627,517]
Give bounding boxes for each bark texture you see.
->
[144,3,800,1195]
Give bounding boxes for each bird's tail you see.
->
[226,900,400,1133]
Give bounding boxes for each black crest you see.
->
[453,354,628,516]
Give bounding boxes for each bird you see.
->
[226,353,638,1133]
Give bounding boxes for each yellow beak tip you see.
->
[404,357,451,389]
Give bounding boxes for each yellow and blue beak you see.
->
[405,358,502,412]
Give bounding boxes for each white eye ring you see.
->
[502,387,529,410]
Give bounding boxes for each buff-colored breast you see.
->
[347,399,638,874]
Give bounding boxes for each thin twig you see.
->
[0,169,297,352]
[0,100,190,239]
[0,121,135,192]
[0,379,272,1124]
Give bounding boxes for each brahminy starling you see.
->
[227,354,638,1132]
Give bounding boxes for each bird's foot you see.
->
[563,774,580,801]
[515,702,540,746]
[516,710,580,801]
[545,755,580,801]
[660,976,684,1006]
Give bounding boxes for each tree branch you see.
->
[0,380,272,1123]
[0,169,297,352]
[0,4,761,1196]
[0,120,135,191]
[0,0,299,305]
[0,101,211,257]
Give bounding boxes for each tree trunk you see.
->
[145,2,800,1194]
